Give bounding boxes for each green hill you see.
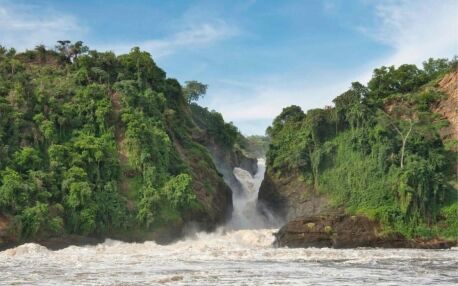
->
[0,42,252,246]
[259,58,458,240]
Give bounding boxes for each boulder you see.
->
[274,213,456,249]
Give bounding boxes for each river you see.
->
[0,159,457,285]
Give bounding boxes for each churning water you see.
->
[1,159,457,285]
[229,158,279,229]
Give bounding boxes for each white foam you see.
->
[1,159,457,285]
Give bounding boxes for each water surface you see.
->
[1,231,457,285]
[1,159,456,285]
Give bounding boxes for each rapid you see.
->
[0,159,457,285]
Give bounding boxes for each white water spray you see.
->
[0,160,458,286]
[1,159,456,285]
[228,158,272,229]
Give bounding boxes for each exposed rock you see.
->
[435,71,458,140]
[0,215,12,247]
[170,136,233,232]
[35,235,104,250]
[204,140,257,196]
[275,213,457,249]
[257,171,329,221]
[233,149,258,175]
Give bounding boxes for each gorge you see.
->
[1,158,457,285]
[0,44,457,285]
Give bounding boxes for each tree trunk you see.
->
[399,121,413,169]
[400,139,406,169]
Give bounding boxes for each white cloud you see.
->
[0,1,236,57]
[0,1,86,50]
[205,0,458,134]
[97,21,237,58]
[203,72,354,135]
[369,0,457,66]
[208,78,348,121]
[1,0,454,135]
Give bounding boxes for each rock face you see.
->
[435,71,458,140]
[203,141,257,195]
[257,171,329,221]
[275,214,456,249]
[259,72,458,249]
[0,215,12,248]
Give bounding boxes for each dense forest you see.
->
[265,58,457,239]
[0,42,247,243]
[1,40,456,245]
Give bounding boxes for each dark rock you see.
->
[274,213,457,249]
[204,142,257,196]
[257,171,329,221]
[0,234,104,252]
[36,235,104,250]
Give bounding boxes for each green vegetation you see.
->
[183,81,207,104]
[0,42,241,241]
[190,103,240,148]
[242,135,271,158]
[266,58,458,239]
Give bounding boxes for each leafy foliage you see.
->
[183,81,207,103]
[190,104,240,148]
[0,42,235,241]
[266,58,457,239]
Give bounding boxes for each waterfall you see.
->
[1,161,456,285]
[228,158,275,229]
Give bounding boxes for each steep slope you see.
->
[258,171,329,220]
[260,60,458,247]
[189,104,257,195]
[0,44,253,248]
[435,70,458,140]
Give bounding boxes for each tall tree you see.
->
[183,81,207,103]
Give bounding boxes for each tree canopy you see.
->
[0,41,243,241]
[183,81,207,103]
[266,58,457,239]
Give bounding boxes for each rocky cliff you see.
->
[275,214,456,249]
[435,70,458,141]
[259,65,458,248]
[0,45,256,249]
[258,171,328,221]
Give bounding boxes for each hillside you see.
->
[259,58,458,244]
[0,42,254,248]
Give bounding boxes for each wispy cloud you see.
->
[367,0,457,66]
[205,0,458,134]
[204,70,355,135]
[1,0,455,135]
[0,0,86,50]
[97,20,238,58]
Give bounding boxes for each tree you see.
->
[55,40,71,61]
[70,41,89,60]
[18,202,49,238]
[137,185,161,228]
[183,81,207,103]
[422,58,450,79]
[333,82,368,130]
[13,147,42,172]
[368,64,427,99]
[377,107,417,169]
[34,45,47,63]
[55,40,89,62]
[118,47,166,88]
[33,113,56,145]
[162,174,195,210]
[0,168,29,212]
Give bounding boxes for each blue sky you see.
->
[1,0,457,135]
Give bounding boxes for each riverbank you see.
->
[1,228,457,285]
[274,213,457,249]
